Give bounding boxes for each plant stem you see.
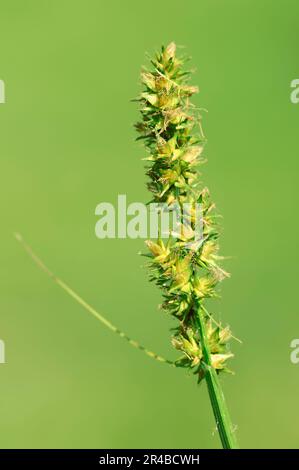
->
[197,303,238,449]
[14,233,174,366]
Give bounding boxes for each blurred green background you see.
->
[0,0,298,449]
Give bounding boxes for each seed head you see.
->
[136,43,234,378]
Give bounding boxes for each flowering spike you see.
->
[135,43,234,380]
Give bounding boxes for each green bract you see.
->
[136,42,233,380]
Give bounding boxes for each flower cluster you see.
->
[135,43,233,379]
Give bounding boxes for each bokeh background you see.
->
[0,0,298,449]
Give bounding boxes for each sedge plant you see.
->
[15,41,239,450]
[135,42,238,449]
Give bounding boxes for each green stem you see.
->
[14,233,174,366]
[196,303,238,449]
